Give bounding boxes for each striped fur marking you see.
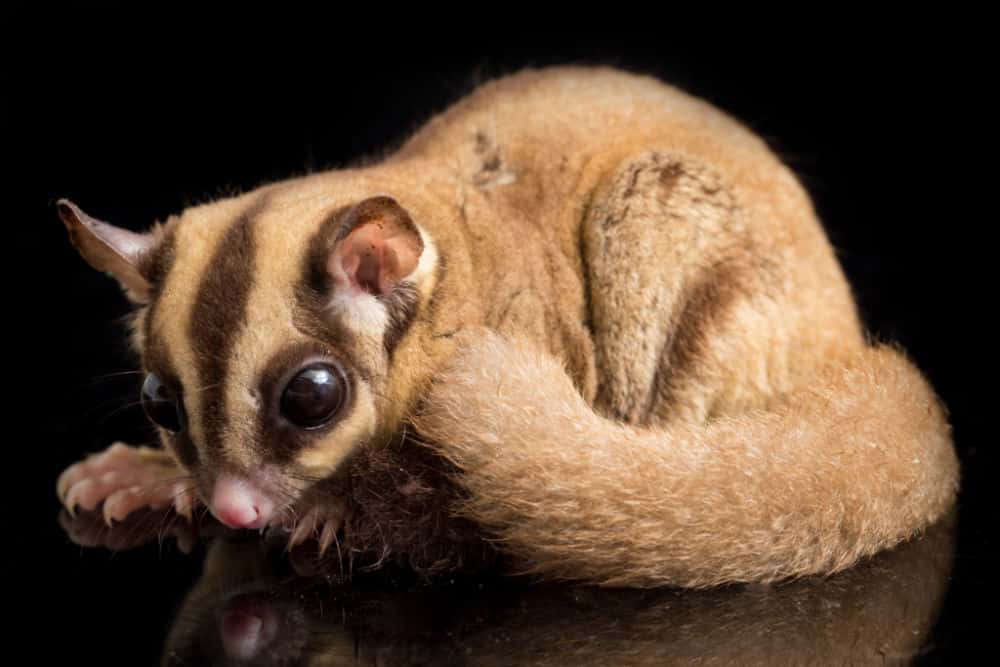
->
[186,199,264,469]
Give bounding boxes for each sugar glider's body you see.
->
[56,67,959,587]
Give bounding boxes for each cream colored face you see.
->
[125,191,438,506]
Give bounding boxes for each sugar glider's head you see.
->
[58,191,439,530]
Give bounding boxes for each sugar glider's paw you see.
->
[56,442,200,525]
[283,499,350,559]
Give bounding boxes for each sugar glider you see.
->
[55,66,959,587]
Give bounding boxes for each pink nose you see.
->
[210,475,276,529]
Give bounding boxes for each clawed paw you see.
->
[56,442,200,525]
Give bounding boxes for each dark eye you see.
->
[141,373,185,433]
[280,363,347,429]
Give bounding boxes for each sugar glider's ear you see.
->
[57,199,158,303]
[329,196,425,296]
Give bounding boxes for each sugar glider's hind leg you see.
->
[415,153,957,587]
[57,443,199,525]
[583,150,775,425]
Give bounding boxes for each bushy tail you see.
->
[413,333,959,587]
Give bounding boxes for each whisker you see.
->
[82,370,145,389]
[117,510,163,551]
[332,531,345,580]
[96,399,147,424]
[81,390,139,417]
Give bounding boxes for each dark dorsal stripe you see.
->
[188,198,265,462]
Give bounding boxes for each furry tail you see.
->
[412,332,959,587]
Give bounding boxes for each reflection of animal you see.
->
[162,517,954,665]
[56,66,958,586]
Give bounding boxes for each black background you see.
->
[8,11,992,663]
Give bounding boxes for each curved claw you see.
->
[288,508,319,550]
[56,442,189,527]
[318,518,340,557]
[57,462,83,503]
[172,484,198,522]
[102,486,144,525]
[64,479,97,516]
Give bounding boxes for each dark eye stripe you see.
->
[140,228,193,466]
[256,343,358,464]
[140,351,198,469]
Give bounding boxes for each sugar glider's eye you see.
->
[280,363,348,429]
[141,373,186,433]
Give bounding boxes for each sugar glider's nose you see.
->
[210,475,276,529]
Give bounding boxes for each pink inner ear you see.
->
[331,220,423,295]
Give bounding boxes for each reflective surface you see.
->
[50,508,958,665]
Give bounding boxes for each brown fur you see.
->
[339,437,496,576]
[59,66,959,586]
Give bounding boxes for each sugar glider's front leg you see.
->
[56,442,347,555]
[57,442,199,525]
